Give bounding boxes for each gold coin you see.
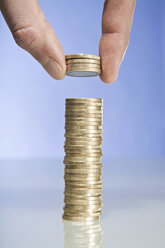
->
[64,198,101,205]
[65,183,102,189]
[66,68,101,77]
[65,121,102,127]
[64,142,102,147]
[65,54,100,61]
[64,176,101,181]
[64,148,102,152]
[66,64,101,69]
[64,157,101,162]
[65,129,102,133]
[65,136,102,141]
[64,197,102,203]
[66,103,103,108]
[65,117,102,122]
[64,135,102,139]
[64,162,102,166]
[62,215,100,222]
[64,203,102,208]
[63,211,101,217]
[66,58,101,65]
[64,173,101,179]
[63,208,102,214]
[65,125,102,130]
[64,180,102,185]
[64,165,102,170]
[65,111,102,115]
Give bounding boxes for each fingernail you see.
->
[44,57,64,80]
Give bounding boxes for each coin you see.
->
[66,58,101,64]
[65,54,100,61]
[66,69,101,77]
[65,136,102,142]
[66,64,101,70]
[64,136,101,140]
[62,215,100,222]
[65,184,102,190]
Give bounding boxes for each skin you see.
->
[0,0,136,83]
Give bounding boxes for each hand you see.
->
[0,0,135,83]
[100,0,136,83]
[0,0,66,80]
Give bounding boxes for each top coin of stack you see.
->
[65,54,101,77]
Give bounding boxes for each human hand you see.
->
[100,0,136,83]
[0,0,66,80]
[0,0,135,83]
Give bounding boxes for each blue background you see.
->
[0,0,164,159]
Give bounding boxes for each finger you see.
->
[0,0,66,80]
[100,0,136,83]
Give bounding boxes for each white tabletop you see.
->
[0,159,164,248]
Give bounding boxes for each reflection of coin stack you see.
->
[63,219,103,248]
[66,54,101,77]
[63,98,103,222]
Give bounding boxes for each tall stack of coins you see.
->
[65,54,101,77]
[63,98,103,222]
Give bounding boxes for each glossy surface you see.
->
[0,159,164,247]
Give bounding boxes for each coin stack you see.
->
[65,54,101,77]
[63,98,103,222]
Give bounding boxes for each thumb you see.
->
[0,0,66,80]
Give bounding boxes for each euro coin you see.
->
[66,69,101,77]
[66,64,101,70]
[65,54,100,61]
[66,58,101,65]
[62,215,100,222]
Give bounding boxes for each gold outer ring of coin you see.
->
[65,108,102,112]
[65,118,102,122]
[64,197,102,203]
[62,215,100,222]
[64,142,102,146]
[66,67,101,72]
[64,141,102,145]
[64,195,102,200]
[64,150,102,154]
[65,54,100,60]
[64,146,102,150]
[65,125,102,130]
[63,211,101,217]
[66,98,102,103]
[64,174,102,179]
[64,189,102,194]
[64,176,101,181]
[64,162,102,166]
[64,203,102,208]
[64,168,102,171]
[64,143,102,147]
[66,99,102,103]
[64,205,102,211]
[64,180,102,185]
[66,58,101,64]
[64,199,102,204]
[66,63,101,69]
[64,159,101,163]
[65,122,102,127]
[64,136,102,140]
[65,111,102,114]
[65,136,102,141]
[64,187,102,192]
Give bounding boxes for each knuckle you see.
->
[13,27,39,53]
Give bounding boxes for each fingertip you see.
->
[43,57,66,80]
[100,67,119,84]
